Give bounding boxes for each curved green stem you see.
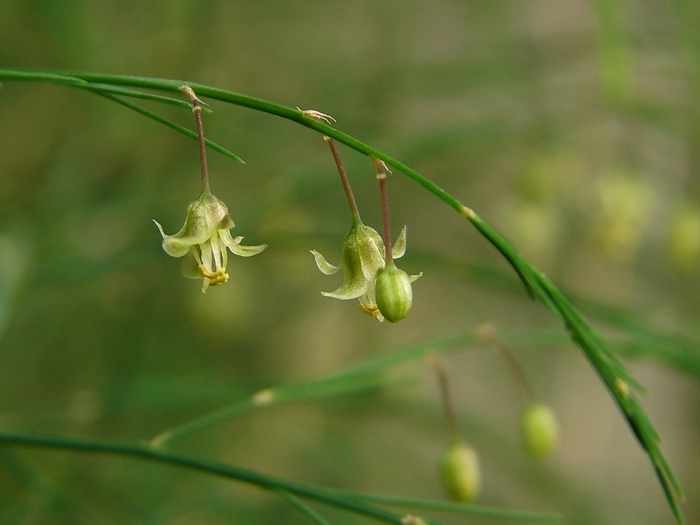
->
[0,68,463,209]
[0,430,556,524]
[0,431,423,525]
[96,92,243,163]
[325,137,362,224]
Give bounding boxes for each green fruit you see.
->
[520,403,558,458]
[440,441,481,503]
[375,265,413,323]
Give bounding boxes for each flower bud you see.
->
[520,403,558,458]
[440,441,481,503]
[374,265,413,323]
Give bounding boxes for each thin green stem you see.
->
[277,489,334,525]
[95,92,243,163]
[0,431,428,525]
[335,492,561,522]
[149,397,257,448]
[431,354,460,443]
[180,86,210,193]
[325,137,362,224]
[151,332,481,447]
[82,83,197,109]
[0,429,558,524]
[478,326,533,403]
[0,68,462,208]
[497,343,534,403]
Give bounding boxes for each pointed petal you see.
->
[321,259,372,299]
[154,219,209,258]
[321,275,370,300]
[359,234,386,281]
[230,242,267,257]
[199,239,214,273]
[153,220,168,239]
[311,250,340,275]
[409,271,423,283]
[220,230,267,257]
[391,226,407,259]
[180,251,201,279]
[162,235,202,258]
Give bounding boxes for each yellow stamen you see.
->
[359,302,382,319]
[198,264,229,287]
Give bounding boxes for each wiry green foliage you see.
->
[0,68,686,524]
[0,426,559,524]
[470,209,686,524]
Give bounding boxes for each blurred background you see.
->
[0,1,699,524]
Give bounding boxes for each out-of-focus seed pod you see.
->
[669,204,700,272]
[520,403,558,458]
[375,265,413,323]
[440,441,481,503]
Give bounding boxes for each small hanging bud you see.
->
[440,441,481,503]
[520,403,559,458]
[375,265,414,323]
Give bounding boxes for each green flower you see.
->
[154,191,266,293]
[311,223,420,320]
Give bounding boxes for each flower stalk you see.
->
[374,157,394,265]
[478,324,534,403]
[432,354,460,442]
[180,85,210,193]
[326,136,362,225]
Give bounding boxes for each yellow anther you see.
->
[197,265,229,286]
[359,302,382,319]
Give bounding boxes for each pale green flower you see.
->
[154,191,266,293]
[311,223,420,320]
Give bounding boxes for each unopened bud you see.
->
[375,265,413,323]
[440,441,481,503]
[520,403,558,458]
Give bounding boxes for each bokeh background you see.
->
[1,1,699,524]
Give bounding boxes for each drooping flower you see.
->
[311,223,420,320]
[154,191,266,293]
